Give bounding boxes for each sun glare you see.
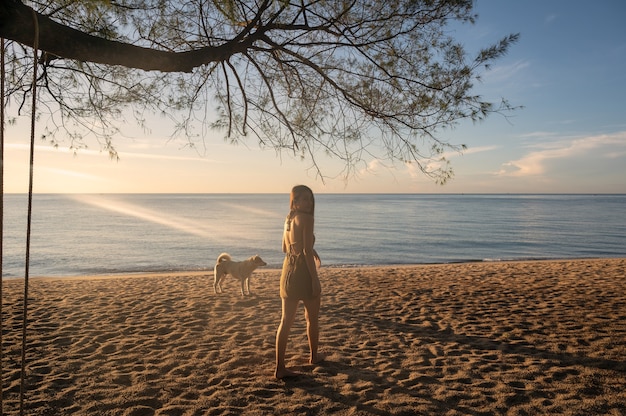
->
[71,194,260,242]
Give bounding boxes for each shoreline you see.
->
[2,258,625,414]
[6,256,625,281]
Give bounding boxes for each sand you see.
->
[1,258,625,415]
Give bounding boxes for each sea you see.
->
[2,193,625,278]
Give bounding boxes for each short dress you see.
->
[280,243,313,300]
[280,212,320,300]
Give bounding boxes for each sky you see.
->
[3,1,626,194]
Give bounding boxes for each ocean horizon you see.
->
[3,193,625,278]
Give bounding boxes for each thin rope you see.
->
[0,36,6,416]
[19,9,40,415]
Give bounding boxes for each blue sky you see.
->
[4,0,626,194]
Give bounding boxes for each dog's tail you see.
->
[216,253,231,264]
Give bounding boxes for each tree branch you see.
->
[0,0,249,72]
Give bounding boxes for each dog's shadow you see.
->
[232,293,274,307]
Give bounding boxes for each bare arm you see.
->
[282,221,288,253]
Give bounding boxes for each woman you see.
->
[275,185,323,379]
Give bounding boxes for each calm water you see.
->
[2,193,625,278]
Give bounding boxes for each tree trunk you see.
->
[0,0,238,72]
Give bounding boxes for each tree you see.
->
[0,0,518,183]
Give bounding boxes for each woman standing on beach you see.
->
[275,185,323,379]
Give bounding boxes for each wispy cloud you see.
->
[462,145,499,155]
[6,142,220,163]
[519,131,561,140]
[544,14,557,25]
[38,166,107,181]
[496,132,626,177]
[485,60,530,83]
[397,145,499,180]
[358,159,385,176]
[117,151,219,163]
[7,142,99,155]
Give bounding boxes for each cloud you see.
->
[606,149,626,159]
[6,142,220,163]
[7,142,110,157]
[544,14,557,25]
[396,145,499,180]
[485,60,530,83]
[117,150,219,163]
[462,145,499,155]
[38,167,107,181]
[518,131,560,139]
[357,158,392,177]
[496,131,626,177]
[404,161,423,179]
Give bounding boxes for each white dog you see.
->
[213,253,267,296]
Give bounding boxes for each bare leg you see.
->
[275,297,300,379]
[303,295,323,364]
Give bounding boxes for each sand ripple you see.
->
[2,259,626,415]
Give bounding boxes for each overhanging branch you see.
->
[0,0,249,72]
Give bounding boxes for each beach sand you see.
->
[2,258,625,415]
